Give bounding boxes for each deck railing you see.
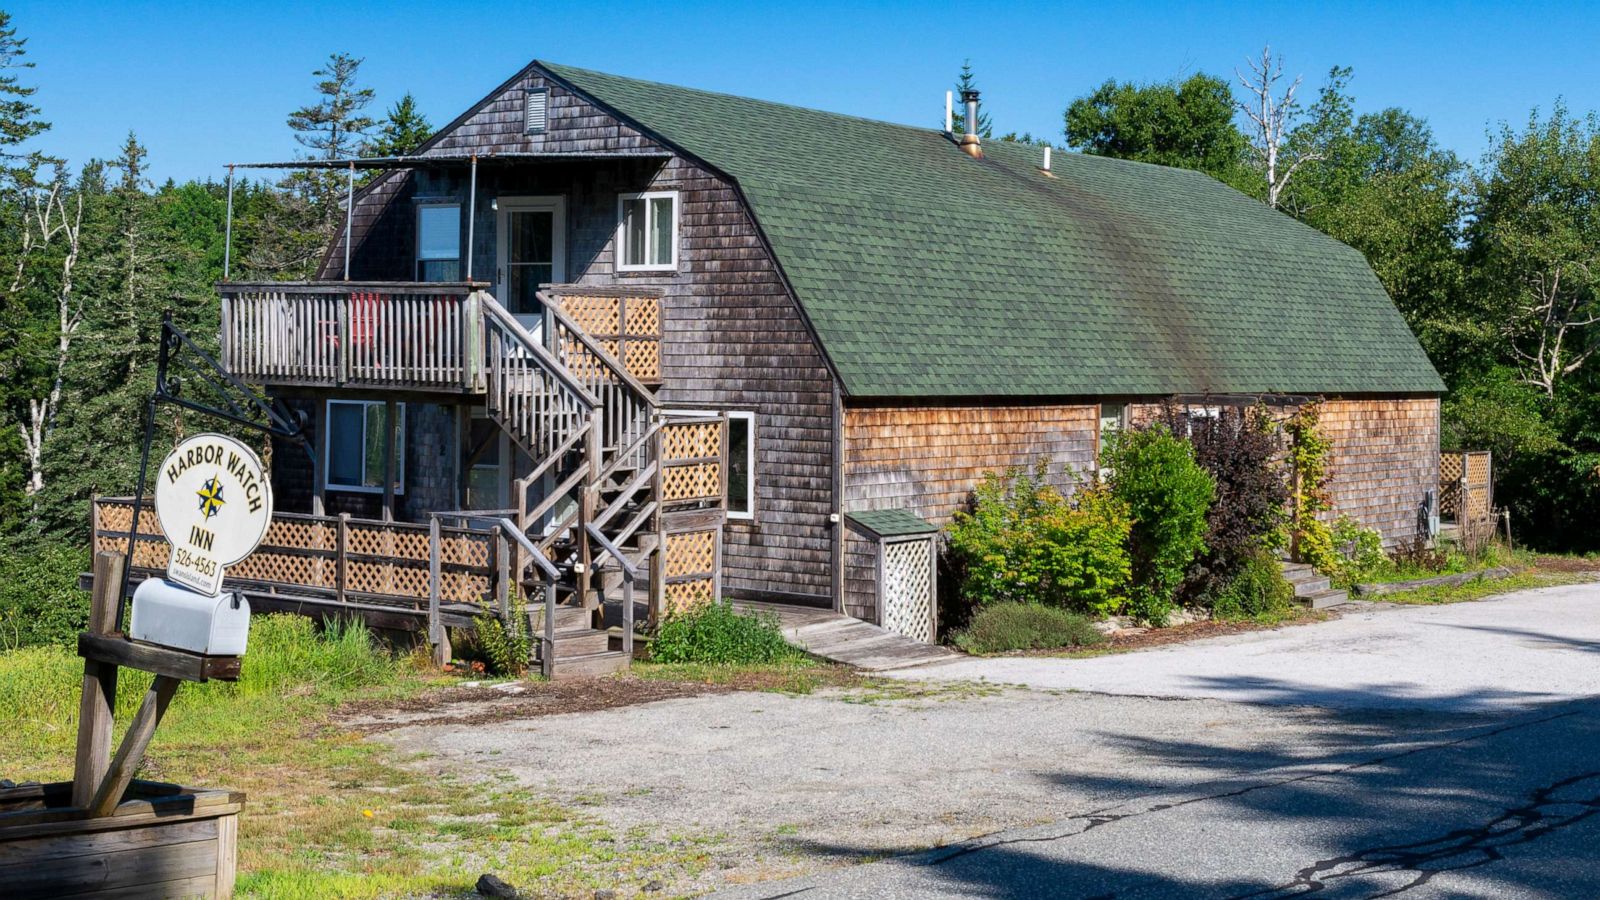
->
[91,496,499,610]
[219,281,487,390]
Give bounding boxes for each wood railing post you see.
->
[428,516,447,667]
[496,531,511,622]
[336,513,349,604]
[72,551,124,809]
[542,581,556,679]
[650,417,666,626]
[622,568,635,660]
[336,294,350,386]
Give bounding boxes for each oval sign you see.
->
[153,433,274,596]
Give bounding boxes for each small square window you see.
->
[325,400,405,493]
[616,191,678,271]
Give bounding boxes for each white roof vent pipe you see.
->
[1042,145,1052,172]
[944,91,954,136]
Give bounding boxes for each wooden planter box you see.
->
[1,779,243,898]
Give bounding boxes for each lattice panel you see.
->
[1440,452,1464,486]
[663,463,721,503]
[666,529,716,578]
[96,533,169,569]
[441,534,492,567]
[663,421,720,462]
[665,579,715,613]
[559,339,613,382]
[625,296,661,334]
[442,571,491,603]
[560,295,621,334]
[623,340,661,382]
[880,537,935,643]
[264,519,333,550]
[97,502,163,537]
[230,552,334,589]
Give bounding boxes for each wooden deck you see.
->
[734,601,960,671]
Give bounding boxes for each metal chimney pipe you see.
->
[959,89,982,158]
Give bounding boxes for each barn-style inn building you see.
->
[96,61,1444,675]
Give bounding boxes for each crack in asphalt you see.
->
[908,706,1586,875]
[735,704,1594,899]
[1235,770,1600,898]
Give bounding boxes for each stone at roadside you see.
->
[475,873,520,898]
[643,880,664,892]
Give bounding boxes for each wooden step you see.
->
[1297,588,1350,609]
[551,627,611,658]
[549,650,630,681]
[527,604,590,631]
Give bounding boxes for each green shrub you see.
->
[473,610,531,676]
[0,541,91,649]
[952,603,1108,654]
[1302,515,1391,587]
[1207,553,1297,621]
[947,463,1131,616]
[1103,426,1216,625]
[650,600,800,665]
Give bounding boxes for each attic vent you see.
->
[524,87,549,135]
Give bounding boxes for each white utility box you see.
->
[129,578,251,656]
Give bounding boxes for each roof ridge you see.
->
[540,60,955,142]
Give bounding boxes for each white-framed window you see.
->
[616,191,678,271]
[1097,402,1126,480]
[325,400,405,493]
[416,203,461,282]
[726,411,755,520]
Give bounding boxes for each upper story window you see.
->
[416,203,461,281]
[617,191,678,272]
[326,400,405,494]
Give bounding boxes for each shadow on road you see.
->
[760,678,1600,899]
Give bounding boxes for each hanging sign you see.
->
[153,433,274,596]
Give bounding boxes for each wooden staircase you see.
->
[478,291,666,678]
[1280,561,1350,609]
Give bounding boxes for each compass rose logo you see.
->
[196,474,226,520]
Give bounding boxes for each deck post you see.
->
[382,398,397,522]
[223,165,235,279]
[342,161,354,281]
[335,513,349,604]
[428,516,446,667]
[622,568,635,659]
[496,531,511,621]
[311,404,326,516]
[650,416,666,625]
[72,552,124,809]
[542,580,556,679]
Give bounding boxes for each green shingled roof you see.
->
[542,63,1444,399]
[847,508,940,538]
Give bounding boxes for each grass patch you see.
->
[632,659,854,695]
[1378,570,1595,605]
[952,603,1107,654]
[0,614,715,898]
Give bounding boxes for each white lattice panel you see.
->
[880,537,935,643]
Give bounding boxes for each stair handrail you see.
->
[480,294,600,408]
[538,290,658,472]
[427,510,563,676]
[585,522,636,659]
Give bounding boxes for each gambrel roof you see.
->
[539,62,1444,399]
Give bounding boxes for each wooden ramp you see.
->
[734,601,960,672]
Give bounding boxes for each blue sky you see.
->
[12,1,1595,184]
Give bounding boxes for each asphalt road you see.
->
[715,582,1600,899]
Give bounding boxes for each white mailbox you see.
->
[130,578,251,656]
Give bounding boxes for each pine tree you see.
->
[0,10,49,181]
[285,53,375,241]
[365,93,432,157]
[950,60,992,138]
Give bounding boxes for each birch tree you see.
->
[1469,104,1600,398]
[1236,46,1321,209]
[13,177,85,495]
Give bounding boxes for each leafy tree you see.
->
[950,60,992,138]
[1064,73,1250,186]
[364,92,432,157]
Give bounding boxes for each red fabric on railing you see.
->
[351,291,376,347]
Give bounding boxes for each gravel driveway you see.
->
[371,580,1600,897]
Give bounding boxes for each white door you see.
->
[495,196,566,336]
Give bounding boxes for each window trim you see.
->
[324,399,406,495]
[725,410,756,521]
[414,201,462,282]
[615,191,679,272]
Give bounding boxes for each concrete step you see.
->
[1297,588,1350,610]
[1291,576,1332,596]
[551,627,611,658]
[550,650,630,681]
[1279,561,1331,595]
